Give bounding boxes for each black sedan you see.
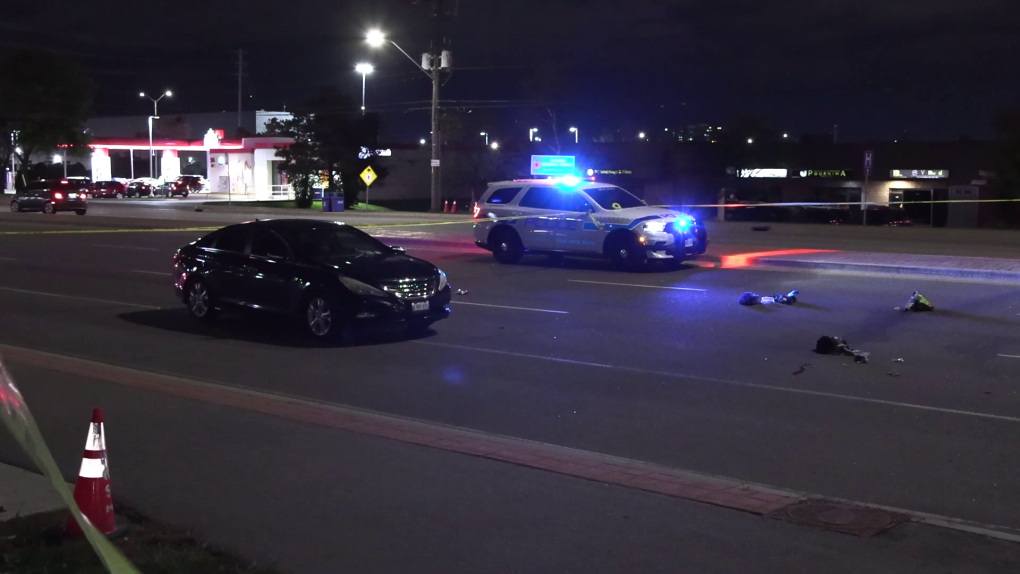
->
[173,219,452,339]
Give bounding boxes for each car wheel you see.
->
[490,228,524,264]
[186,279,218,321]
[304,293,337,338]
[9,201,20,213]
[182,191,189,199]
[75,209,87,216]
[607,232,646,271]
[115,192,124,199]
[43,203,56,215]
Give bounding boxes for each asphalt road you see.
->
[1,207,1019,570]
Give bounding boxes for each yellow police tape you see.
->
[0,355,141,574]
[0,196,1017,236]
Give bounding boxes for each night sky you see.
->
[3,0,1018,142]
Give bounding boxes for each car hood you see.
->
[336,252,439,284]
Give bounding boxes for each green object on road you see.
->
[903,291,934,312]
[0,356,141,574]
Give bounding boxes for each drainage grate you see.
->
[769,499,910,537]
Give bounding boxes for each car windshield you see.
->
[585,187,645,209]
[285,225,389,263]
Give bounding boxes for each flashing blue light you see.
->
[677,215,694,229]
[559,175,581,187]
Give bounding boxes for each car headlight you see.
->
[642,220,667,234]
[339,276,388,297]
[437,269,448,291]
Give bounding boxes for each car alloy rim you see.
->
[9,203,16,212]
[619,248,629,259]
[500,242,509,253]
[307,297,332,336]
[189,282,209,316]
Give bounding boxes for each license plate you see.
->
[68,193,77,198]
[684,238,694,247]
[411,301,429,312]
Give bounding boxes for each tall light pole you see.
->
[140,90,171,179]
[355,63,374,114]
[368,25,449,212]
[529,128,538,142]
[569,127,578,144]
[479,132,488,146]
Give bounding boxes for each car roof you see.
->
[226,219,348,231]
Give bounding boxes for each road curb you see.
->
[0,463,66,522]
[756,258,1020,284]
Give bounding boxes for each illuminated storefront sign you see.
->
[586,168,633,176]
[890,169,948,179]
[531,155,576,176]
[738,168,787,178]
[798,169,849,178]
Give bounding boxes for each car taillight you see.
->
[472,202,481,218]
[53,192,63,200]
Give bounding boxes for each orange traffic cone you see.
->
[451,201,458,214]
[66,408,117,536]
[443,200,450,213]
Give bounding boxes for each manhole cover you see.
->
[769,499,909,537]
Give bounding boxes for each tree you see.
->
[0,49,93,191]
[264,88,382,208]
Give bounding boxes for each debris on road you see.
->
[760,296,776,304]
[886,372,901,377]
[815,336,870,364]
[893,358,905,363]
[739,292,761,306]
[194,207,204,212]
[751,226,771,232]
[775,290,800,305]
[455,289,469,296]
[792,364,811,375]
[897,291,934,312]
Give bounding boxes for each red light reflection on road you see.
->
[719,249,838,269]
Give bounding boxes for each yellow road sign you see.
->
[360,166,377,186]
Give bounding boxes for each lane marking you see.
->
[451,301,568,314]
[92,244,158,251]
[413,341,1020,423]
[0,256,15,261]
[568,279,707,292]
[3,343,1020,544]
[998,354,1020,359]
[0,286,158,309]
[0,226,218,236]
[132,270,172,276]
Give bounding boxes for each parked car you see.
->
[158,181,190,198]
[174,175,206,193]
[173,219,452,339]
[126,181,155,197]
[9,180,88,215]
[89,180,128,198]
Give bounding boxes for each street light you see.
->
[479,132,488,146]
[140,90,172,179]
[354,63,374,114]
[747,138,754,144]
[638,132,646,140]
[490,142,499,150]
[569,127,578,143]
[783,133,788,139]
[420,138,427,145]
[529,128,538,142]
[367,28,447,211]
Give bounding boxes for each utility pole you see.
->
[429,0,445,213]
[237,49,245,128]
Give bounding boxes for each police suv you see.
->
[472,179,707,269]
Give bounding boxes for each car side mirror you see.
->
[390,245,405,253]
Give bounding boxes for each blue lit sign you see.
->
[530,155,576,176]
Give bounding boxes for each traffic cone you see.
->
[443,200,450,213]
[451,201,458,214]
[66,408,117,536]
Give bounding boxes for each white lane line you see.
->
[0,286,158,309]
[92,244,158,251]
[998,354,1020,359]
[132,270,172,276]
[0,256,15,261]
[568,279,707,292]
[414,340,1020,424]
[450,301,568,314]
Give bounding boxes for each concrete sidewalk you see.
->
[752,251,1020,283]
[0,463,64,522]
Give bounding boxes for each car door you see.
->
[243,229,296,312]
[552,191,599,253]
[205,227,252,307]
[514,186,562,251]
